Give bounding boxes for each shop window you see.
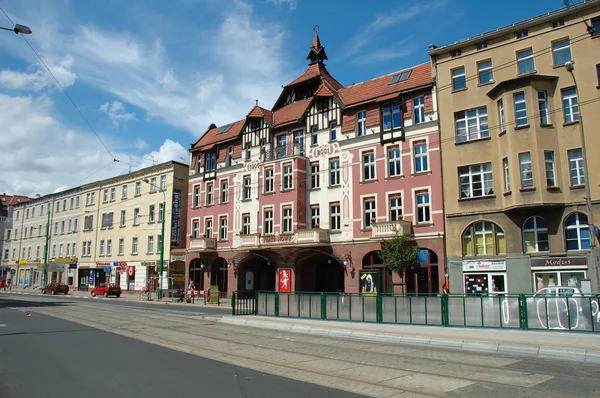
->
[564,212,590,250]
[462,221,505,256]
[464,273,506,294]
[523,216,549,253]
[534,271,586,291]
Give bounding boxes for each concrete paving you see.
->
[3,293,600,397]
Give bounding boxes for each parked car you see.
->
[42,283,69,295]
[91,283,121,298]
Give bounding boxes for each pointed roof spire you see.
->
[307,25,328,65]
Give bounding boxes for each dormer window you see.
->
[450,49,462,58]
[250,119,261,131]
[382,102,402,131]
[204,150,217,172]
[317,99,329,113]
[217,124,233,135]
[516,29,528,39]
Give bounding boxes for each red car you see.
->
[42,283,69,295]
[91,283,121,298]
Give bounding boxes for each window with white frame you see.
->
[243,176,252,199]
[61,221,65,234]
[263,209,273,235]
[477,60,493,84]
[330,203,341,230]
[552,38,571,66]
[72,243,77,257]
[192,220,199,239]
[85,193,91,206]
[106,240,112,256]
[27,247,31,259]
[206,183,213,205]
[523,216,549,253]
[498,98,506,132]
[58,244,63,257]
[364,198,376,228]
[54,222,58,235]
[357,111,367,136]
[70,197,74,209]
[220,180,229,203]
[565,212,590,250]
[118,239,124,255]
[122,185,128,199]
[120,210,126,227]
[519,152,534,188]
[158,203,164,222]
[73,218,78,232]
[514,92,528,127]
[132,237,138,254]
[568,148,585,186]
[80,243,85,257]
[413,141,428,173]
[413,96,425,124]
[282,207,293,233]
[99,240,105,256]
[330,122,337,141]
[242,214,250,235]
[160,175,167,190]
[311,163,320,189]
[205,219,213,238]
[264,169,274,193]
[537,90,549,125]
[311,126,318,146]
[193,185,201,207]
[149,204,155,223]
[416,190,431,224]
[66,244,70,257]
[462,221,505,256]
[459,163,494,198]
[110,187,115,201]
[562,87,579,123]
[311,206,320,228]
[84,216,93,231]
[363,152,375,181]
[389,194,402,221]
[517,48,535,74]
[330,159,340,186]
[388,146,401,177]
[219,217,228,240]
[452,66,466,90]
[382,102,401,131]
[68,219,72,233]
[147,236,154,253]
[135,181,141,196]
[455,107,489,142]
[283,164,293,189]
[133,208,140,225]
[544,151,557,187]
[150,177,157,193]
[52,244,56,257]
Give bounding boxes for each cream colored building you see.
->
[77,161,189,293]
[429,1,600,293]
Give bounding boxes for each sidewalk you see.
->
[220,315,600,364]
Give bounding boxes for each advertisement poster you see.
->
[279,269,291,293]
[170,189,181,246]
[360,269,380,296]
[209,285,219,303]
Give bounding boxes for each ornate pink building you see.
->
[185,32,444,297]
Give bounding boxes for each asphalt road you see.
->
[0,298,363,398]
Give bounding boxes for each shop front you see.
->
[77,262,111,291]
[170,253,186,290]
[462,259,507,295]
[530,256,588,292]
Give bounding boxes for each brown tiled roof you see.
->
[247,102,274,125]
[273,98,312,128]
[0,194,31,206]
[339,62,432,107]
[285,62,344,90]
[192,119,245,151]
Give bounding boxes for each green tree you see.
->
[379,233,419,293]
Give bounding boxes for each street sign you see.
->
[10,269,16,275]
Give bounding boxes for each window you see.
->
[330,203,341,230]
[118,239,124,255]
[160,175,167,190]
[219,217,228,240]
[158,203,164,222]
[459,163,494,198]
[264,169,274,193]
[132,237,138,254]
[413,96,425,124]
[450,49,461,58]
[455,107,489,142]
[283,164,293,189]
[147,236,154,253]
[220,180,229,203]
[205,150,217,171]
[519,152,534,188]
[537,90,549,125]
[243,176,252,199]
[552,18,564,28]
[311,127,318,146]
[568,148,585,186]
[52,245,56,257]
[133,208,140,225]
[29,226,33,238]
[561,87,579,123]
[513,92,528,127]
[242,214,251,235]
[382,102,401,131]
[330,122,337,141]
[311,206,320,228]
[462,221,505,256]
[477,42,488,50]
[193,185,201,207]
[81,242,86,257]
[416,190,431,224]
[135,182,141,196]
[15,211,19,221]
[498,99,505,132]
[389,194,402,221]
[120,210,126,227]
[106,240,112,256]
[191,220,200,239]
[27,247,31,259]
[206,183,214,205]
[63,200,66,211]
[282,207,293,233]
[330,159,340,186]
[25,208,29,219]
[363,152,375,181]
[388,146,402,177]
[61,221,65,234]
[205,219,213,238]
[523,216,549,253]
[551,38,571,66]
[477,60,493,84]
[150,177,157,193]
[597,64,600,86]
[3,249,7,261]
[451,67,466,91]
[263,209,273,235]
[103,189,109,203]
[517,48,534,74]
[413,141,428,173]
[122,185,128,199]
[31,207,35,217]
[592,17,600,35]
[516,29,528,39]
[84,215,93,231]
[544,151,557,187]
[363,198,376,228]
[56,202,60,212]
[99,240,105,256]
[149,205,155,223]
[73,219,78,232]
[565,213,590,250]
[75,196,79,208]
[54,222,58,235]
[311,163,320,189]
[67,244,71,257]
[357,111,367,136]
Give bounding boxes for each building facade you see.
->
[0,193,31,284]
[185,33,445,297]
[429,1,600,294]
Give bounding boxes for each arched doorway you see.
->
[210,257,228,294]
[362,251,393,294]
[188,258,204,290]
[236,254,276,292]
[406,249,439,295]
[295,251,344,293]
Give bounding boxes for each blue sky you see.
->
[0,0,573,196]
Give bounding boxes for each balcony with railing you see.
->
[263,143,304,162]
[371,220,411,239]
[295,228,330,244]
[189,237,217,251]
[240,233,260,247]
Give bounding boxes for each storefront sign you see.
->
[68,264,78,269]
[462,260,506,272]
[171,189,182,246]
[96,262,111,267]
[278,269,291,293]
[17,260,27,265]
[171,253,186,262]
[260,233,296,245]
[209,285,219,303]
[141,261,156,266]
[530,256,587,267]
[47,263,65,272]
[360,269,380,296]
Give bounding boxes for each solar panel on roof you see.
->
[217,124,233,134]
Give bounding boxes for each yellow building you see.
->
[429,1,600,293]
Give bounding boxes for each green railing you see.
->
[232,291,600,332]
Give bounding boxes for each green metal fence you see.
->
[232,291,600,332]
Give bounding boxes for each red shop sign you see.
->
[128,266,135,277]
[279,269,291,293]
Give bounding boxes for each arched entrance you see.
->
[406,249,439,295]
[294,250,345,293]
[236,254,276,292]
[188,258,204,290]
[362,251,393,294]
[210,257,228,294]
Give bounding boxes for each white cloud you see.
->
[0,55,76,91]
[139,139,190,168]
[265,0,297,10]
[135,138,149,151]
[99,100,136,127]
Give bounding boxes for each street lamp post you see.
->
[0,24,32,35]
[564,60,598,286]
[144,179,166,301]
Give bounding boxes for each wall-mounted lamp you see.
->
[200,261,204,269]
